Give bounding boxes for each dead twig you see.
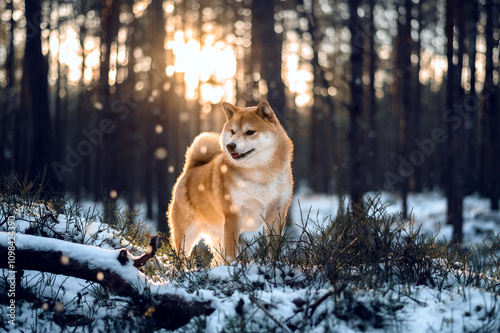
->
[132,234,160,267]
[249,294,292,333]
[307,289,334,317]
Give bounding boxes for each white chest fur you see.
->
[230,170,291,231]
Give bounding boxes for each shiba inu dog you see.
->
[167,100,293,264]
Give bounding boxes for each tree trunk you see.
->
[486,0,500,211]
[76,0,89,200]
[306,0,329,193]
[398,0,413,217]
[453,0,466,241]
[249,2,261,106]
[347,0,364,207]
[466,0,479,196]
[52,0,69,194]
[53,0,62,178]
[98,0,120,217]
[495,6,500,211]
[124,2,139,211]
[479,0,498,208]
[2,0,16,177]
[445,0,455,217]
[24,0,53,183]
[252,0,287,128]
[149,0,172,235]
[446,0,465,243]
[487,0,499,210]
[367,0,378,190]
[17,52,32,178]
[411,0,423,192]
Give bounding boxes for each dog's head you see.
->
[221,101,279,167]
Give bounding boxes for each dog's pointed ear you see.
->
[222,102,238,120]
[255,101,276,124]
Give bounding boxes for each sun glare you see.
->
[40,20,472,110]
[49,25,83,84]
[167,31,237,104]
[284,49,314,107]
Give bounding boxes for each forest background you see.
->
[0,0,499,242]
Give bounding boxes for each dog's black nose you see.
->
[226,142,236,151]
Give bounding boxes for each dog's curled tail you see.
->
[185,132,221,168]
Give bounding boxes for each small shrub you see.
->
[2,175,500,332]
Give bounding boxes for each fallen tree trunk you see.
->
[0,232,214,330]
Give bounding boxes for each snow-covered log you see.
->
[0,232,214,329]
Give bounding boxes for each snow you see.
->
[401,285,499,332]
[1,190,500,332]
[0,232,141,284]
[291,190,500,245]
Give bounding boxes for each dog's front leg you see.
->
[265,201,288,237]
[223,213,241,264]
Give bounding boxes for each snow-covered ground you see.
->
[1,190,499,332]
[291,190,500,245]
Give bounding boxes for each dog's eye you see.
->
[246,130,255,136]
[230,130,235,135]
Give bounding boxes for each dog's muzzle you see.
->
[226,142,254,159]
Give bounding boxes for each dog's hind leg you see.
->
[204,226,223,265]
[173,223,202,259]
[170,206,202,260]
